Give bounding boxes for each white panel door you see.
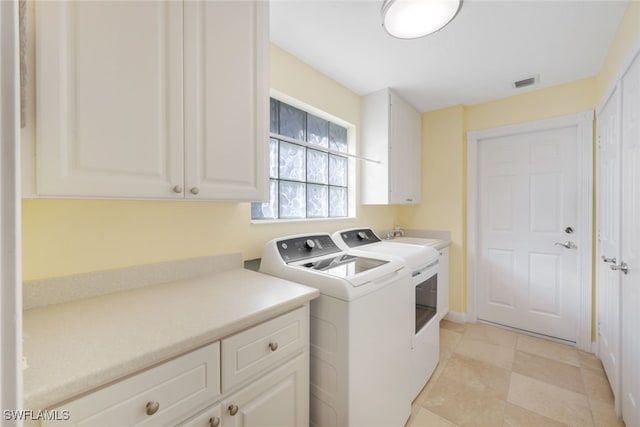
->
[596,85,622,411]
[478,126,580,342]
[620,50,640,427]
[35,1,184,198]
[183,0,268,201]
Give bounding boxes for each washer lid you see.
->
[300,254,389,279]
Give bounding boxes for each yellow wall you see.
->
[398,1,640,319]
[397,79,597,314]
[21,45,397,281]
[23,1,640,314]
[397,106,466,313]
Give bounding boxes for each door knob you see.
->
[555,241,577,249]
[601,255,616,264]
[610,262,629,275]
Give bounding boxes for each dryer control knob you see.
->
[357,231,368,240]
[305,239,316,249]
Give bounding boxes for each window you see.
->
[251,98,349,220]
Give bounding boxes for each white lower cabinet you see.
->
[45,306,309,427]
[43,342,222,427]
[179,404,222,427]
[221,355,307,427]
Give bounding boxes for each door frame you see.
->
[1,0,23,417]
[466,111,594,352]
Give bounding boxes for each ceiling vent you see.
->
[513,76,538,89]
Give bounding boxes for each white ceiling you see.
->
[270,0,629,112]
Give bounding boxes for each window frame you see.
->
[251,97,353,222]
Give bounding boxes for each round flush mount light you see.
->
[382,0,462,39]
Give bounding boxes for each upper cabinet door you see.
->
[35,1,184,199]
[361,88,421,205]
[183,1,269,201]
[388,91,421,204]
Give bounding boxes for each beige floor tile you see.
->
[441,319,466,333]
[512,350,585,394]
[454,336,515,370]
[463,323,518,348]
[507,372,594,426]
[440,328,463,360]
[503,402,569,427]
[589,397,625,427]
[422,375,506,427]
[408,407,458,427]
[578,351,605,374]
[582,368,614,404]
[516,335,580,367]
[440,353,511,399]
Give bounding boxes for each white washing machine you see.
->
[332,228,440,400]
[260,233,412,427]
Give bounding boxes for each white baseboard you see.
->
[444,311,467,324]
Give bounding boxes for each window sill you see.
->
[250,216,357,225]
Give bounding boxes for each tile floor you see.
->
[406,320,625,427]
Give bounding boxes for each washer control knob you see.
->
[305,239,316,249]
[357,231,368,240]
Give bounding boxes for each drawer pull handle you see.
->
[145,401,160,416]
[209,417,221,427]
[268,342,278,351]
[228,404,239,416]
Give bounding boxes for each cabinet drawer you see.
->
[222,306,308,391]
[45,342,220,427]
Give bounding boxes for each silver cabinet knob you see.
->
[145,401,160,416]
[228,404,239,416]
[173,185,183,193]
[555,241,577,249]
[610,262,629,275]
[209,417,220,427]
[269,342,278,352]
[190,187,199,195]
[602,255,616,264]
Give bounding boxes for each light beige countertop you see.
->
[23,268,319,411]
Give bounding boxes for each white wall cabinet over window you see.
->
[361,88,421,205]
[34,1,268,201]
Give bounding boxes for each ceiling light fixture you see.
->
[382,0,462,39]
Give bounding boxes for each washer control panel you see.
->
[339,228,381,248]
[277,234,341,263]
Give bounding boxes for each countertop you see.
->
[23,268,319,411]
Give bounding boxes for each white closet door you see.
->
[35,1,184,198]
[596,85,621,412]
[477,125,580,342]
[620,49,640,427]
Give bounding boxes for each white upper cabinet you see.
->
[361,88,421,205]
[34,1,268,201]
[183,1,268,201]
